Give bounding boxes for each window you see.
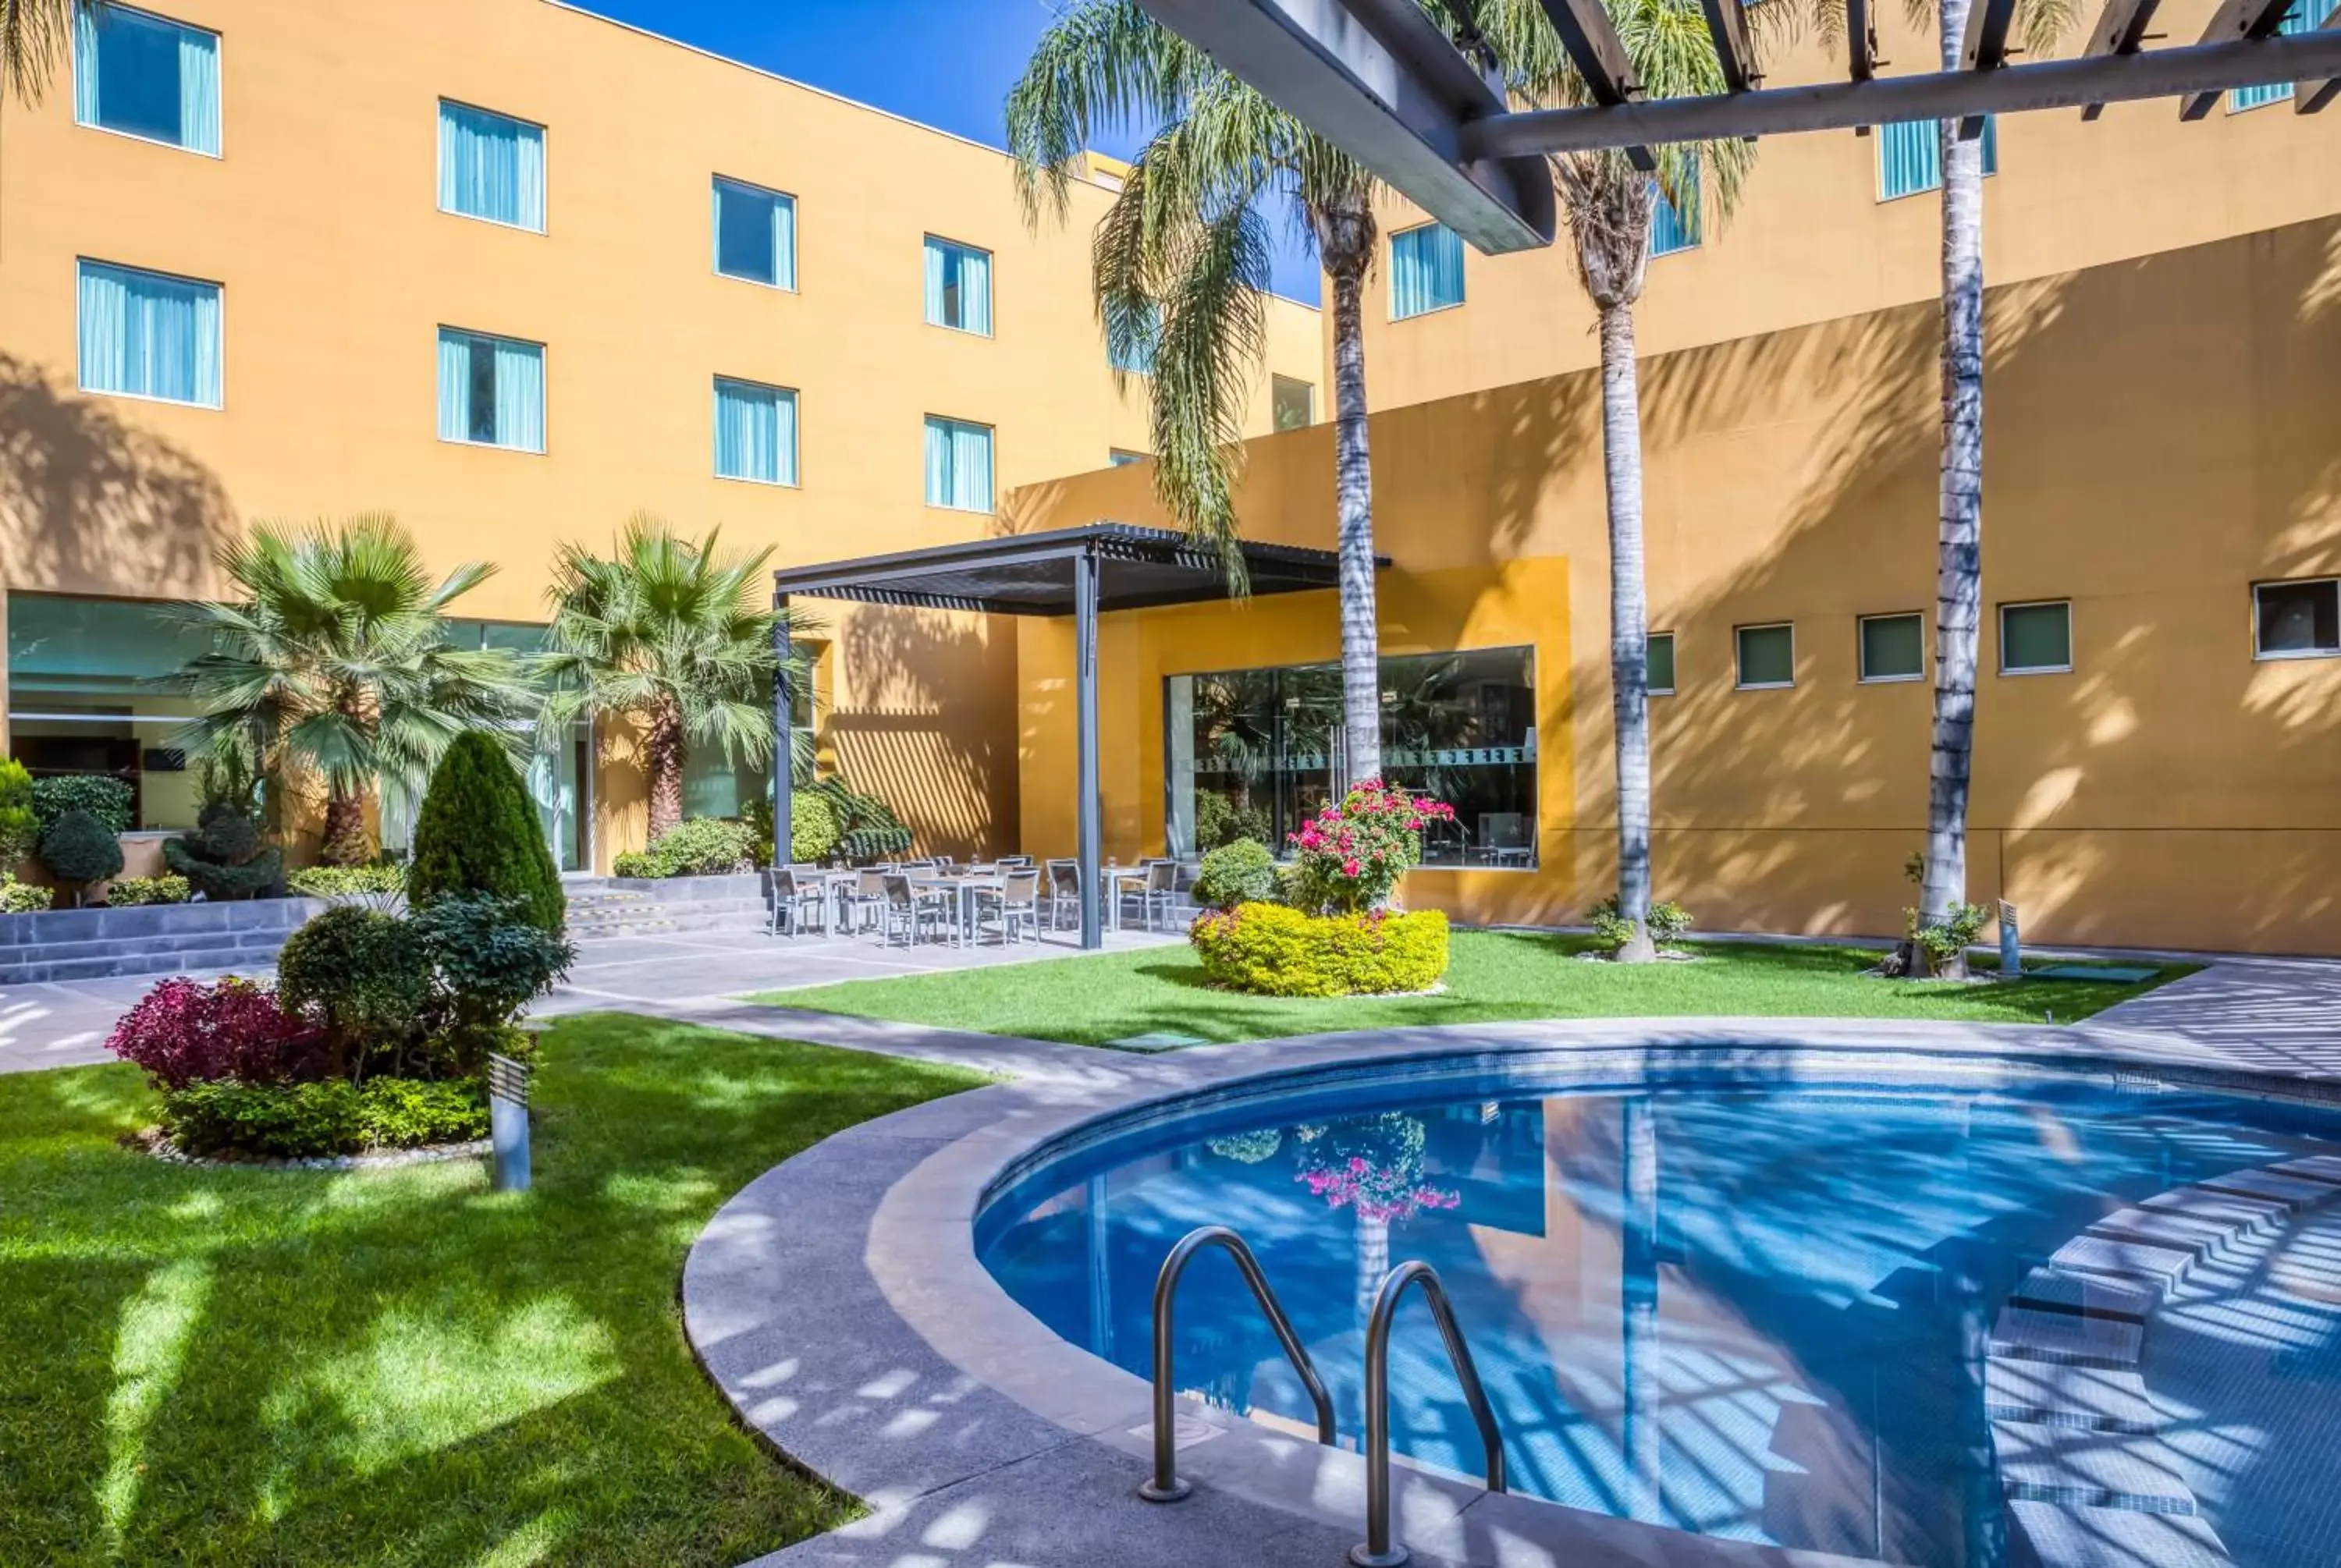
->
[1167,646,1537,867]
[73,2,219,154]
[437,328,544,452]
[1650,163,1701,257]
[1879,117,1998,200]
[712,176,797,289]
[923,236,992,335]
[1108,301,1159,374]
[1109,449,1149,467]
[1859,612,1925,683]
[1273,374,1316,431]
[438,100,545,232]
[77,259,221,406]
[1999,601,2072,674]
[1647,632,1676,695]
[2234,5,2318,110]
[2254,579,2339,659]
[1391,223,1465,318]
[924,416,993,511]
[1735,623,1795,689]
[713,377,798,486]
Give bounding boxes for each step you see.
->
[2198,1169,2336,1211]
[0,927,295,966]
[0,939,294,984]
[2137,1187,2291,1237]
[1994,1422,2197,1513]
[2049,1235,2197,1297]
[1991,1305,2144,1371]
[2270,1154,2341,1187]
[2009,1500,2231,1568]
[2084,1208,2244,1264]
[1987,1359,2162,1435]
[2012,1266,2158,1325]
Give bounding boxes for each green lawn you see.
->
[756,931,2193,1048]
[0,1015,982,1567]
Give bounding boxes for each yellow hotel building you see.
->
[2,0,2337,954]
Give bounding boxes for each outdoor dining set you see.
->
[767,856,1188,947]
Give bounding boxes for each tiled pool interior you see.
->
[977,1063,2341,1567]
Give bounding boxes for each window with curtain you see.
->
[1878,117,1998,200]
[437,328,545,452]
[1390,223,1465,319]
[712,176,797,289]
[1650,163,1702,256]
[78,259,222,406]
[714,377,799,485]
[923,236,993,335]
[1272,375,1315,431]
[923,416,993,511]
[73,2,220,155]
[438,100,545,232]
[1108,302,1159,374]
[2233,4,2318,110]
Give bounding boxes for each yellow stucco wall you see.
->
[1355,2,2341,414]
[1011,216,2341,955]
[0,0,1324,864]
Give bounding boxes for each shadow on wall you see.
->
[0,355,236,598]
[833,605,1018,860]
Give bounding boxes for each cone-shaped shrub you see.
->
[407,731,564,934]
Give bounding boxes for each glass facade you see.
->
[6,591,212,830]
[1166,646,1537,868]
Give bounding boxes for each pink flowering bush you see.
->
[105,976,325,1091]
[1286,780,1455,914]
[1295,1112,1460,1223]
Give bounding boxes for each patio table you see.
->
[909,872,1007,949]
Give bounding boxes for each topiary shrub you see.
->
[163,803,284,901]
[410,894,575,1074]
[39,808,123,906]
[105,976,323,1090]
[1189,903,1450,998]
[407,730,563,935]
[0,875,53,913]
[0,758,39,867]
[31,773,133,835]
[1193,839,1279,912]
[105,874,190,906]
[275,906,432,1073]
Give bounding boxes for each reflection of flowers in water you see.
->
[1295,1112,1459,1223]
[1207,1128,1284,1165]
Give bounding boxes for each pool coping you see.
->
[681,1015,2336,1567]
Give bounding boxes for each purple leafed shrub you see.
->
[105,977,325,1090]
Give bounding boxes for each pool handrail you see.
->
[1352,1258,1508,1567]
[1138,1224,1337,1502]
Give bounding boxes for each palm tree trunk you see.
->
[1920,0,1986,981]
[1328,253,1383,791]
[647,704,686,843]
[1600,302,1658,964]
[319,789,369,867]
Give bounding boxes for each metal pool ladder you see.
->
[1139,1225,1337,1502]
[1353,1259,1508,1568]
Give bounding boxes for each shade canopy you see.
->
[770,522,1381,617]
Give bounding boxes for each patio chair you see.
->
[974,869,1042,945]
[879,874,952,948]
[1044,859,1081,930]
[1131,859,1179,931]
[769,867,828,938]
[842,868,888,934]
[996,855,1034,870]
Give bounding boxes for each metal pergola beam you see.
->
[1700,0,1760,94]
[1462,32,2341,155]
[2182,0,2307,113]
[1846,0,1879,82]
[1135,0,1554,251]
[2080,0,2165,118]
[1534,0,1658,167]
[2297,0,2339,111]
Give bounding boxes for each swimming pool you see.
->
[976,1055,2341,1567]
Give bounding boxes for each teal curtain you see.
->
[771,191,797,289]
[438,328,542,451]
[715,378,797,484]
[75,2,217,153]
[713,178,795,288]
[923,238,947,325]
[1650,162,1701,257]
[439,101,545,231]
[924,238,991,333]
[924,417,992,511]
[436,328,470,441]
[1391,225,1465,319]
[2234,5,2314,109]
[72,3,98,125]
[78,260,221,406]
[493,336,545,452]
[1881,119,1997,200]
[178,22,219,155]
[959,245,991,335]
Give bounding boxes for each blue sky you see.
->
[579,0,1324,303]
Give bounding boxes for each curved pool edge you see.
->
[682,1016,2325,1568]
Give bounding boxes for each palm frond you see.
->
[1004,0,1214,225]
[1,0,74,107]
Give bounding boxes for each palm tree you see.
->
[540,516,812,843]
[1465,0,1752,961]
[168,516,535,865]
[1008,2,1389,787]
[1,0,73,109]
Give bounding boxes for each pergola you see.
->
[1138,0,2341,254]
[769,523,1382,949]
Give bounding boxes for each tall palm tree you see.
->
[1008,2,1389,787]
[168,516,535,864]
[1,0,73,109]
[540,516,811,843]
[1465,0,1752,961]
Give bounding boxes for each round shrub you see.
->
[612,850,659,879]
[0,875,54,913]
[39,807,123,902]
[408,730,563,934]
[1586,896,1693,953]
[641,816,756,877]
[275,906,432,1061]
[105,976,323,1090]
[32,773,133,835]
[1189,903,1450,998]
[1193,839,1279,912]
[789,790,839,864]
[0,758,39,867]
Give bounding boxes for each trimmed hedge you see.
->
[407,731,564,934]
[106,875,190,906]
[287,864,407,899]
[0,876,53,913]
[162,1076,487,1158]
[32,774,133,835]
[1189,903,1450,998]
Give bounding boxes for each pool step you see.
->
[1995,1422,2197,1513]
[2007,1501,2232,1567]
[1990,1306,2143,1371]
[2011,1266,2157,1325]
[1986,1359,2161,1435]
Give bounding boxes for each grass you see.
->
[755,931,2195,1048]
[0,1014,982,1567]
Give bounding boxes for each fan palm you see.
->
[539,516,812,843]
[1,0,73,108]
[1008,2,1391,787]
[167,516,535,865]
[1460,0,1753,960]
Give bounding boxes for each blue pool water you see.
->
[975,1059,2341,1566]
